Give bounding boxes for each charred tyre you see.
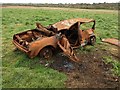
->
[39,47,53,59]
[88,36,96,45]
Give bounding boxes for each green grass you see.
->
[3,67,66,88]
[103,56,120,76]
[2,7,118,88]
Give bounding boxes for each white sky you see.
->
[0,0,119,4]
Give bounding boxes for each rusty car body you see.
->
[13,18,96,62]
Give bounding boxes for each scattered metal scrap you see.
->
[102,38,120,47]
[13,18,96,62]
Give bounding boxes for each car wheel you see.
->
[89,36,96,45]
[39,47,53,59]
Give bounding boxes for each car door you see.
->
[57,35,79,62]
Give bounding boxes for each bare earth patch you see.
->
[39,44,120,88]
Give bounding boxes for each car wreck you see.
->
[13,18,96,62]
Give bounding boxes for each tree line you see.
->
[2,3,118,10]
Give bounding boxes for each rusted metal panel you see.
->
[57,35,79,62]
[13,18,96,62]
[36,23,55,36]
[102,38,120,47]
[28,36,58,58]
[52,18,95,31]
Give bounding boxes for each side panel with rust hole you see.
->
[82,29,94,39]
[28,36,58,58]
[79,29,95,44]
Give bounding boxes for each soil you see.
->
[39,44,120,88]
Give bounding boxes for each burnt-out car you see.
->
[13,18,96,62]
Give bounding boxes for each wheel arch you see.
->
[28,36,58,58]
[89,34,96,38]
[39,45,55,53]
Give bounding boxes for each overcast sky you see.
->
[1,0,119,4]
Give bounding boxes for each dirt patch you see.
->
[40,44,120,88]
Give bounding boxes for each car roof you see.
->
[52,18,95,31]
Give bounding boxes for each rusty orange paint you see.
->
[53,18,95,31]
[13,18,96,62]
[102,38,120,47]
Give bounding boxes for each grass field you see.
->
[2,7,119,88]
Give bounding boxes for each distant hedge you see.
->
[2,3,118,10]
